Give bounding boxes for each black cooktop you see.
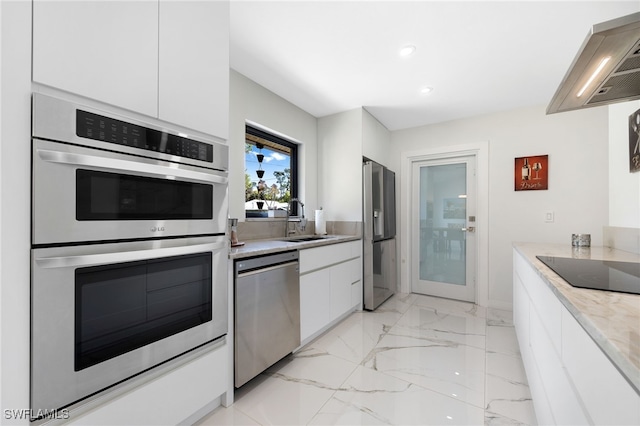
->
[536,256,640,295]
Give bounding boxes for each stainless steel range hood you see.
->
[547,12,640,114]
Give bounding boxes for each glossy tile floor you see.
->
[198,293,537,425]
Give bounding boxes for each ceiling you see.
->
[230,1,640,131]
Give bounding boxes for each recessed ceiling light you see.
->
[399,45,416,57]
[420,86,433,94]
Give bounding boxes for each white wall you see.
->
[317,109,363,222]
[609,100,640,228]
[362,107,391,167]
[0,1,32,421]
[317,107,393,224]
[229,70,318,220]
[391,104,609,308]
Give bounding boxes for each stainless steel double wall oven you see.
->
[30,94,229,416]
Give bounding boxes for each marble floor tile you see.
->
[266,352,359,390]
[198,293,538,425]
[391,304,487,350]
[486,350,529,383]
[195,405,260,426]
[486,324,521,358]
[412,294,488,319]
[230,372,337,426]
[364,332,487,409]
[485,350,536,425]
[375,292,416,316]
[487,307,514,326]
[298,311,390,364]
[309,365,485,426]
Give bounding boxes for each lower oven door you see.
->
[31,235,228,414]
[32,138,228,245]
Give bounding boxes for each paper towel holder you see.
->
[315,207,327,235]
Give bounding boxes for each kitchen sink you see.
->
[279,235,331,243]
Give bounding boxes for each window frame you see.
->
[245,125,299,218]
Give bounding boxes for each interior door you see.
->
[411,155,477,302]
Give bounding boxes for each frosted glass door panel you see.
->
[412,156,476,302]
[420,164,466,285]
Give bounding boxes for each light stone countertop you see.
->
[229,234,361,260]
[513,242,640,393]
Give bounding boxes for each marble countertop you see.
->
[513,242,640,393]
[229,234,361,259]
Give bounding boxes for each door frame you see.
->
[400,141,489,307]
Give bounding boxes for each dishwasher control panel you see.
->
[235,250,299,274]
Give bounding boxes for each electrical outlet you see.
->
[545,211,554,223]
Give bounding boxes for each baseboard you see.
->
[488,299,513,312]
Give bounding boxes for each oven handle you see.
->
[36,148,228,185]
[35,242,227,269]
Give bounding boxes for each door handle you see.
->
[462,227,475,233]
[37,148,228,184]
[35,241,226,269]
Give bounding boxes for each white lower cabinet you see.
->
[561,308,640,425]
[300,240,362,342]
[513,249,640,425]
[68,341,229,425]
[299,268,332,341]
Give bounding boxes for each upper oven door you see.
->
[32,138,228,245]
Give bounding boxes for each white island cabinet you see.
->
[513,246,640,425]
[33,0,229,139]
[299,240,362,343]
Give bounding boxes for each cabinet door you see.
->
[33,1,158,117]
[330,261,353,321]
[331,258,361,320]
[300,268,331,342]
[562,307,640,425]
[159,0,229,138]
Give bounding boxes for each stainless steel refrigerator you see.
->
[363,160,397,311]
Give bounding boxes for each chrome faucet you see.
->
[285,198,307,236]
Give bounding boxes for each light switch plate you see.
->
[545,211,554,223]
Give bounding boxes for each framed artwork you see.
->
[629,108,640,173]
[515,155,548,191]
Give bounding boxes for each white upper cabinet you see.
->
[159,1,229,139]
[33,1,159,117]
[33,1,230,139]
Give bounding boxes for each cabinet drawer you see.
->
[69,342,228,425]
[351,280,362,309]
[515,252,562,355]
[513,271,530,351]
[529,307,590,425]
[300,240,361,273]
[561,307,640,425]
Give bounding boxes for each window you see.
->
[245,125,298,218]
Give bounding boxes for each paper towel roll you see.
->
[315,209,326,235]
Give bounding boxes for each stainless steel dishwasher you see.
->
[234,250,300,387]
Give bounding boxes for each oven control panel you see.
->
[76,110,213,162]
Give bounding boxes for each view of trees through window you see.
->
[245,127,297,216]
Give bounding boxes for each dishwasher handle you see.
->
[236,261,299,278]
